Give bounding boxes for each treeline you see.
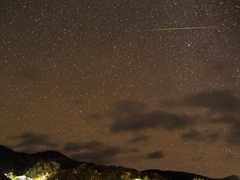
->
[2,160,170,180]
[46,163,170,180]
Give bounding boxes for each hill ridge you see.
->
[0,145,239,180]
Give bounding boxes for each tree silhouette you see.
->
[26,161,60,179]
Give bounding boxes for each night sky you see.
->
[1,0,240,178]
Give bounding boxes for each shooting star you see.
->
[150,26,217,31]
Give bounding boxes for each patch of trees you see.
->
[25,161,60,179]
[47,164,170,180]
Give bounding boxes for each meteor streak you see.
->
[150,26,217,31]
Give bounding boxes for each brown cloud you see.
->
[65,141,122,164]
[110,100,195,132]
[181,130,220,143]
[9,132,58,152]
[147,151,164,159]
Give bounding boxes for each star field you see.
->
[0,0,240,178]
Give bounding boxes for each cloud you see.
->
[130,135,149,144]
[70,147,121,164]
[181,130,220,143]
[109,96,240,148]
[147,151,164,159]
[210,114,240,126]
[181,130,203,141]
[159,90,240,146]
[65,142,121,164]
[64,141,102,152]
[159,90,240,114]
[85,113,102,120]
[110,100,148,115]
[9,132,58,152]
[111,111,194,132]
[225,122,240,146]
[177,90,240,146]
[129,148,139,153]
[180,90,240,113]
[110,100,196,133]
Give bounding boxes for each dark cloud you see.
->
[64,140,122,164]
[85,113,102,120]
[211,114,240,124]
[159,90,240,114]
[9,132,58,152]
[202,132,220,144]
[178,90,240,146]
[181,130,220,143]
[147,151,164,159]
[109,100,196,133]
[181,130,203,141]
[111,107,195,132]
[159,90,240,146]
[129,148,139,153]
[225,122,240,146]
[110,100,148,115]
[158,98,177,108]
[181,90,240,113]
[64,141,102,152]
[130,135,149,144]
[69,145,122,164]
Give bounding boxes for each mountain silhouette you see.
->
[0,144,239,180]
[0,145,81,175]
[222,175,240,180]
[141,169,209,180]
